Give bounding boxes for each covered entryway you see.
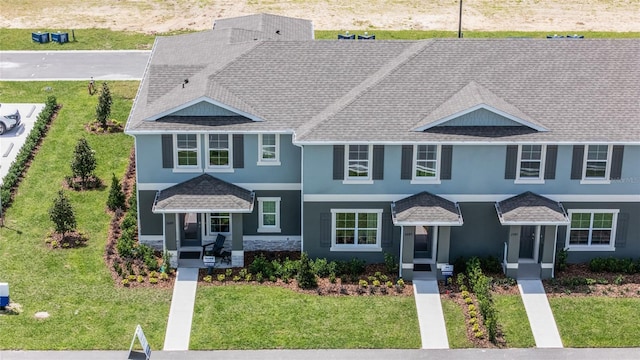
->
[496,192,569,279]
[152,174,254,267]
[391,192,463,280]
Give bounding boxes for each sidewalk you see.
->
[163,267,199,350]
[413,276,449,349]
[518,279,563,348]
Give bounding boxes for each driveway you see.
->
[0,50,150,81]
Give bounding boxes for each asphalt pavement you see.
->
[0,50,150,81]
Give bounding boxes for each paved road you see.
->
[0,50,150,81]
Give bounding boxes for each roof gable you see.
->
[412,81,548,132]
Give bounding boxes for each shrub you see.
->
[359,279,368,288]
[296,252,317,289]
[386,281,393,288]
[159,272,169,281]
[347,258,366,276]
[384,252,399,273]
[149,277,158,284]
[137,275,144,283]
[312,258,336,278]
[95,82,113,128]
[48,190,77,238]
[255,272,264,283]
[249,254,274,278]
[466,257,498,343]
[555,249,568,272]
[70,138,97,188]
[203,275,212,283]
[238,268,247,278]
[232,275,241,282]
[372,279,381,287]
[121,279,130,287]
[217,274,226,282]
[225,268,233,277]
[396,279,405,288]
[329,273,337,283]
[244,273,253,282]
[106,173,126,211]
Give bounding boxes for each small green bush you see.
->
[217,274,226,282]
[296,252,317,289]
[359,279,368,288]
[249,254,274,278]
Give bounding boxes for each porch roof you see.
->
[391,191,463,226]
[152,174,254,213]
[495,191,569,225]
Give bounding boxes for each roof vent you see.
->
[275,30,281,35]
[182,78,189,88]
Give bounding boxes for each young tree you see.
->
[106,173,126,211]
[296,252,318,289]
[95,82,112,128]
[71,138,97,188]
[49,190,76,238]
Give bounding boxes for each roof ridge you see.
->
[295,40,435,139]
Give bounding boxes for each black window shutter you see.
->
[570,145,584,180]
[615,213,629,248]
[161,134,173,168]
[373,145,384,180]
[610,145,624,180]
[319,213,332,248]
[504,145,518,179]
[233,134,244,168]
[440,145,453,180]
[544,145,558,180]
[333,145,344,180]
[381,214,394,247]
[401,145,413,180]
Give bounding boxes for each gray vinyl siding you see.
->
[303,201,401,263]
[242,190,301,236]
[440,108,525,127]
[448,203,509,261]
[558,202,640,263]
[138,190,163,235]
[172,101,239,116]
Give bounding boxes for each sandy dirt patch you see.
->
[2,1,639,33]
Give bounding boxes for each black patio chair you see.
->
[206,234,231,264]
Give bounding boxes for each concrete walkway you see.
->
[517,279,563,348]
[163,267,199,350]
[413,277,449,349]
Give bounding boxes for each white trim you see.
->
[565,209,619,251]
[515,144,546,182]
[402,263,414,270]
[139,235,164,242]
[293,139,640,146]
[541,263,555,269]
[153,208,253,214]
[257,134,281,166]
[330,208,383,251]
[147,96,263,122]
[303,194,640,203]
[173,133,201,170]
[242,235,301,241]
[257,197,281,233]
[412,144,441,183]
[505,263,519,269]
[171,168,204,174]
[582,144,612,181]
[499,220,570,226]
[138,182,300,191]
[394,220,463,226]
[205,133,233,171]
[345,144,372,181]
[232,250,244,257]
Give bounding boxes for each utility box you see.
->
[51,32,69,44]
[0,283,9,308]
[32,32,50,43]
[441,264,454,283]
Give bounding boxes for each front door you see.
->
[181,213,201,247]
[519,225,537,261]
[414,226,435,262]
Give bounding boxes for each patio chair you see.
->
[208,234,231,264]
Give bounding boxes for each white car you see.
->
[0,105,21,135]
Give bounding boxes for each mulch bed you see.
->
[544,264,640,297]
[44,231,89,249]
[85,120,124,134]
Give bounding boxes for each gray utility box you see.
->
[32,32,50,43]
[51,32,69,44]
[0,283,9,308]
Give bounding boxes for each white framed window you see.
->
[515,144,546,183]
[565,209,618,251]
[258,197,281,233]
[344,144,372,183]
[412,144,441,184]
[207,213,231,235]
[174,134,200,171]
[582,145,612,183]
[331,209,382,251]
[258,134,280,166]
[206,134,233,171]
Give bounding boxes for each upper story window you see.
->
[412,145,440,183]
[207,134,232,171]
[175,134,200,169]
[516,145,546,183]
[566,209,618,251]
[258,134,280,166]
[331,209,382,251]
[346,145,371,181]
[258,197,281,233]
[583,145,610,180]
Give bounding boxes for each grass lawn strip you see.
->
[493,295,535,348]
[440,297,473,348]
[190,285,421,349]
[0,81,172,350]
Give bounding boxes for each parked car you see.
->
[0,105,21,135]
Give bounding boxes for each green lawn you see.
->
[550,297,640,347]
[190,285,421,349]
[0,81,172,350]
[315,30,640,40]
[440,297,473,348]
[494,295,535,348]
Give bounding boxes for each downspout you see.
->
[551,225,559,278]
[399,225,404,279]
[291,132,304,253]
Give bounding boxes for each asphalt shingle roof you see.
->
[392,192,463,225]
[495,192,569,225]
[153,174,254,213]
[125,15,640,144]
